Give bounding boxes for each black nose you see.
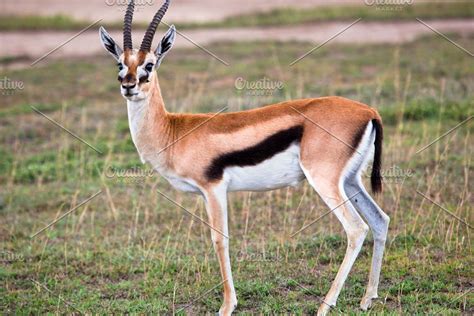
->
[122,83,136,90]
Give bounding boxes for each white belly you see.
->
[225,143,305,192]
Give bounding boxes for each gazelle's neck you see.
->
[126,74,172,167]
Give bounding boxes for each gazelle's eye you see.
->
[145,63,154,72]
[118,64,124,71]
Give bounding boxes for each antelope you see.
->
[99,0,390,314]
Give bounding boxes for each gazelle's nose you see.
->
[121,73,137,90]
[121,82,136,90]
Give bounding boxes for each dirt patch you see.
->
[1,19,472,68]
[3,0,361,23]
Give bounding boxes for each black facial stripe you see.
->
[139,75,149,84]
[205,125,304,181]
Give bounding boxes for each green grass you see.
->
[0,34,473,314]
[0,15,88,31]
[1,2,473,31]
[195,2,474,29]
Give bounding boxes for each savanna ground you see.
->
[1,2,473,31]
[1,27,473,315]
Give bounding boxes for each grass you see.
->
[0,15,88,32]
[1,2,473,31]
[193,2,474,29]
[0,33,473,314]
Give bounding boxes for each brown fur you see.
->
[121,50,148,85]
[133,75,381,191]
[189,97,375,186]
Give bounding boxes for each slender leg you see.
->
[203,184,237,315]
[301,169,369,316]
[344,177,389,310]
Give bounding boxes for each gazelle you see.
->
[99,0,390,314]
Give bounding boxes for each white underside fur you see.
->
[159,142,306,194]
[225,143,305,192]
[150,129,374,195]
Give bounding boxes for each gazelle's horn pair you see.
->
[123,0,170,52]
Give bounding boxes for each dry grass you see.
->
[0,35,473,314]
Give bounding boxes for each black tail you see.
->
[371,118,383,194]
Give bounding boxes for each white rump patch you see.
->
[339,121,376,191]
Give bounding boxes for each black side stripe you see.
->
[205,125,304,181]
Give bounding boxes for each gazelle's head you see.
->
[99,0,176,101]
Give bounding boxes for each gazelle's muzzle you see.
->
[120,74,138,97]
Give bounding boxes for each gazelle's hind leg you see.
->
[344,177,389,310]
[342,125,389,310]
[299,164,369,316]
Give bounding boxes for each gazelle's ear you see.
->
[99,26,123,61]
[154,25,176,67]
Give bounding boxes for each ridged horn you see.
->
[123,0,135,50]
[140,0,170,52]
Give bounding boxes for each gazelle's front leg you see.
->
[203,184,237,315]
